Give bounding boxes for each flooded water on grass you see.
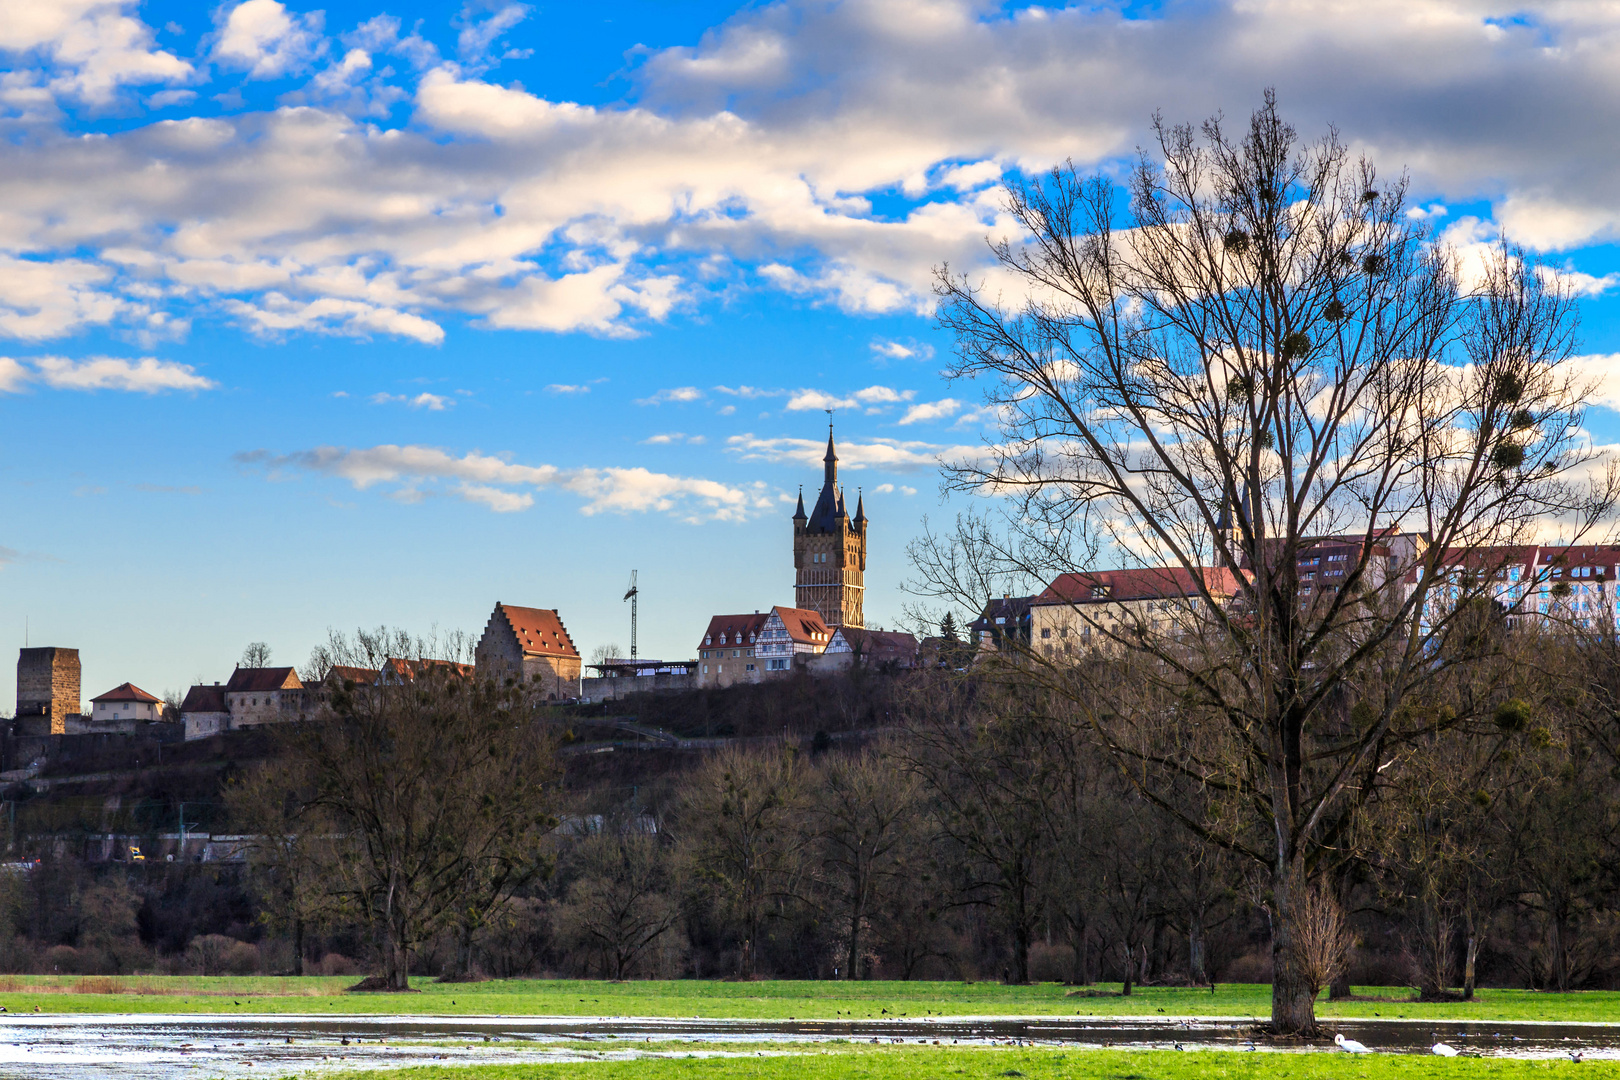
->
[0,1013,1615,1079]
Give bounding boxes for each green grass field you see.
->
[290,1046,1604,1080]
[2,976,1620,1023]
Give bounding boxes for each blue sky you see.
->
[5,0,1620,707]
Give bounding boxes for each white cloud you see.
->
[371,391,452,410]
[0,0,193,106]
[238,443,778,521]
[870,338,934,361]
[211,0,326,80]
[787,385,913,411]
[457,482,532,512]
[642,432,706,445]
[224,295,444,345]
[455,2,530,63]
[545,383,591,394]
[6,355,216,393]
[727,432,970,471]
[714,385,781,399]
[1566,354,1620,413]
[10,0,1620,348]
[899,397,963,424]
[0,357,29,392]
[638,386,704,405]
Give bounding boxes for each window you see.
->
[704,634,711,645]
[702,664,708,674]
[746,663,755,671]
[1041,628,1051,639]
[733,649,740,657]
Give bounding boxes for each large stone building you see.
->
[475,602,582,699]
[224,666,305,728]
[695,612,770,688]
[15,647,80,735]
[792,425,867,629]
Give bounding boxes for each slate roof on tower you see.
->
[495,603,580,659]
[806,425,846,533]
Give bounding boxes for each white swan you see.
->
[1335,1033,1370,1053]
[1431,1043,1459,1057]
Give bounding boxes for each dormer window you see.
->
[704,634,712,645]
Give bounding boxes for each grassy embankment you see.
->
[1,977,1620,1022]
[301,1046,1602,1080]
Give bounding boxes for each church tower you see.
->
[793,424,866,628]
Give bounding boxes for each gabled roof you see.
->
[699,612,770,649]
[326,665,381,686]
[1036,566,1241,605]
[179,684,227,713]
[768,605,832,645]
[381,657,476,682]
[828,626,917,662]
[495,603,580,659]
[225,667,302,693]
[970,596,1034,631]
[92,682,161,704]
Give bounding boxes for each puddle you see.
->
[0,1013,1613,1078]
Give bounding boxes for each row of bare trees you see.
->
[207,615,1620,1001]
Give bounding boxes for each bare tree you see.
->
[556,825,683,980]
[673,745,805,978]
[806,742,921,980]
[922,93,1613,1032]
[240,642,273,669]
[226,758,345,976]
[273,628,560,990]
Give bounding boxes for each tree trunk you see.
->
[1270,862,1319,1035]
[1188,916,1206,986]
[1462,934,1478,1001]
[1010,918,1031,984]
[1120,943,1133,996]
[293,916,305,977]
[845,902,862,981]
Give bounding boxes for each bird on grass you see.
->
[1335,1034,1371,1053]
[1431,1043,1459,1057]
[1569,1051,1585,1063]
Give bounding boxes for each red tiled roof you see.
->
[1404,544,1620,584]
[1036,566,1241,605]
[829,627,918,663]
[327,665,380,686]
[225,667,303,693]
[699,612,770,650]
[92,682,161,704]
[496,603,580,659]
[179,684,227,713]
[382,657,476,681]
[771,605,832,646]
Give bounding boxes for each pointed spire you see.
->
[793,486,807,520]
[837,490,847,517]
[823,422,838,485]
[854,488,866,522]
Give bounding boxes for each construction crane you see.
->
[623,570,639,662]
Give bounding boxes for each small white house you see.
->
[89,683,164,731]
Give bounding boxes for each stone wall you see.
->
[15,647,81,736]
